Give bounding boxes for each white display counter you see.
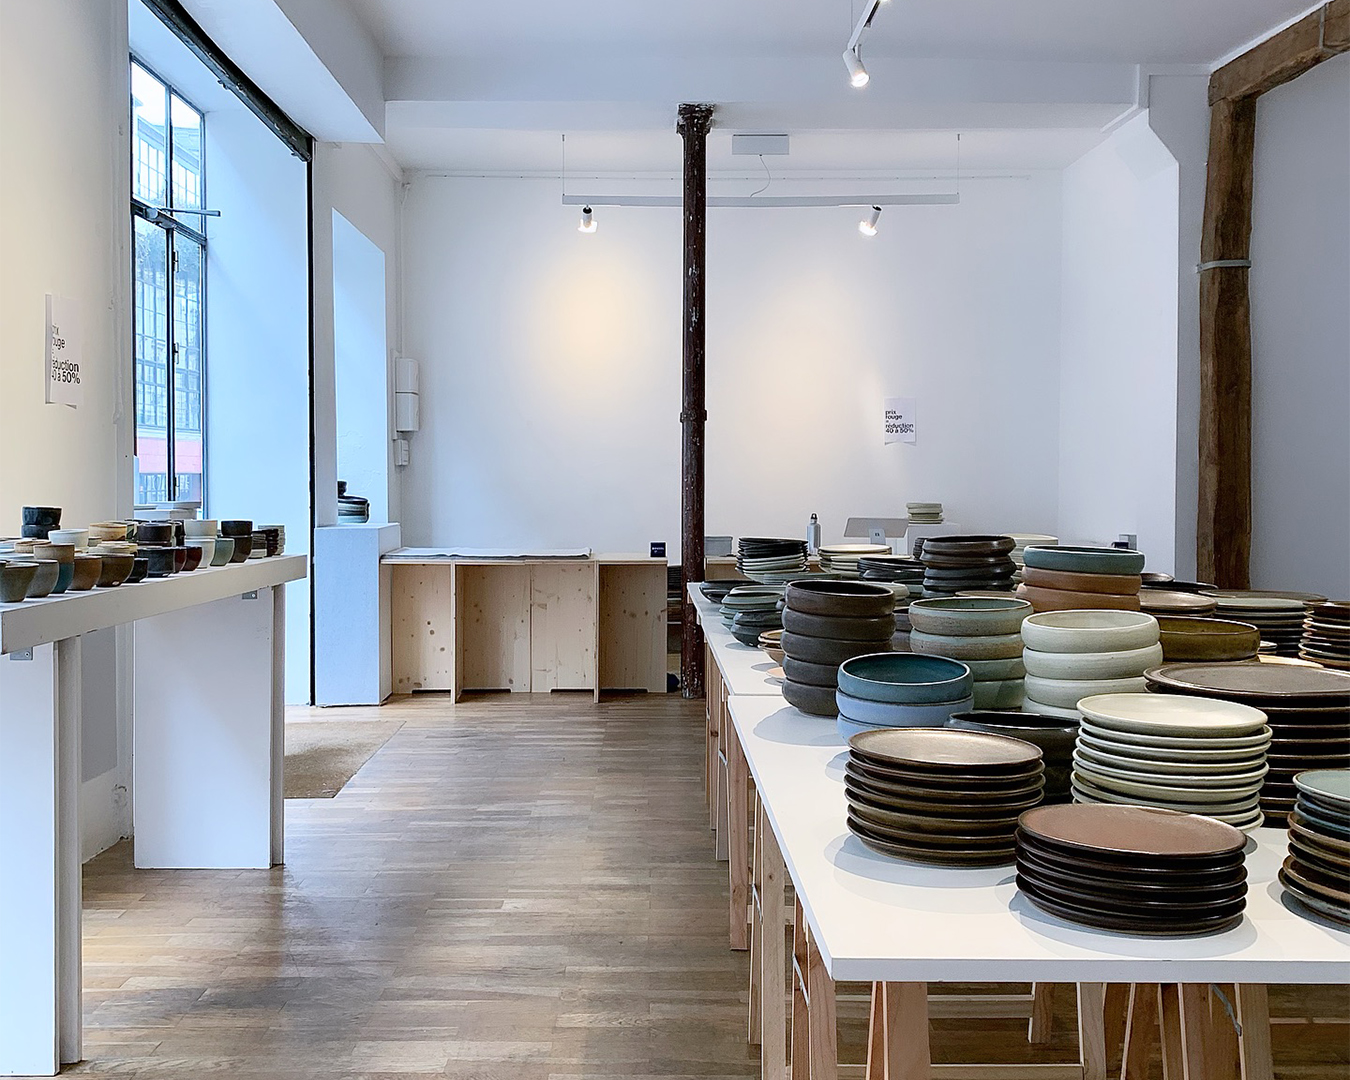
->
[0,555,307,1077]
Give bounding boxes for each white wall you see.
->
[1250,53,1350,596]
[399,172,1066,558]
[1058,113,1180,573]
[205,109,311,701]
[1,0,134,858]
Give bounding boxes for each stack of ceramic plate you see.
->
[845,727,1043,866]
[719,585,784,646]
[817,544,891,576]
[907,502,944,525]
[1144,662,1350,823]
[1302,601,1350,669]
[907,596,1031,709]
[699,580,742,604]
[1015,804,1248,935]
[1282,770,1350,926]
[947,711,1077,803]
[1016,546,1145,613]
[921,535,1017,596]
[1020,611,1161,720]
[1202,591,1327,658]
[1140,591,1218,618]
[1008,534,1058,576]
[1155,616,1260,662]
[780,580,896,715]
[736,537,809,582]
[833,653,974,740]
[758,629,785,666]
[858,555,925,591]
[1071,693,1270,830]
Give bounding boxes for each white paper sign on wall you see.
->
[45,294,82,408]
[884,397,916,444]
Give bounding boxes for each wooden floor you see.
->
[59,693,1348,1078]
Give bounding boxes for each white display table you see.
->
[0,555,307,1077]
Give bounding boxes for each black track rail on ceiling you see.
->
[142,0,315,162]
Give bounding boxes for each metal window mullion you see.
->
[166,230,177,498]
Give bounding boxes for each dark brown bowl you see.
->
[220,519,254,537]
[133,521,174,545]
[95,553,134,587]
[229,534,253,561]
[171,546,188,572]
[181,544,203,571]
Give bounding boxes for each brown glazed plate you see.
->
[1140,591,1219,614]
[1015,876,1245,936]
[844,777,1043,817]
[1281,858,1350,906]
[1017,803,1246,861]
[846,756,1044,790]
[845,794,1021,835]
[1016,868,1247,914]
[848,814,1016,866]
[1016,842,1247,892]
[843,773,1045,810]
[1015,831,1247,883]
[849,727,1044,772]
[847,807,1017,849]
[1145,662,1350,704]
[1288,835,1350,878]
[1204,589,1328,605]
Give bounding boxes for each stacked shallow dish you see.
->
[817,544,891,576]
[719,585,784,646]
[907,502,943,525]
[1144,662,1350,823]
[1009,534,1058,576]
[1020,610,1161,720]
[1302,601,1350,668]
[1203,591,1326,658]
[908,596,1031,708]
[780,580,896,716]
[834,653,974,739]
[947,711,1077,803]
[845,727,1043,866]
[1017,545,1144,613]
[1015,803,1248,935]
[1140,591,1218,618]
[1072,693,1270,830]
[1282,770,1350,926]
[737,537,809,582]
[921,535,1017,596]
[1155,616,1260,663]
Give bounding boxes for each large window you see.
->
[131,60,206,507]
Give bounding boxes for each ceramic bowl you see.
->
[88,521,131,543]
[132,521,173,544]
[945,711,1076,801]
[972,678,1026,709]
[1020,698,1085,722]
[1019,566,1143,596]
[907,596,1032,637]
[69,554,102,591]
[180,545,202,571]
[171,546,188,572]
[187,538,216,565]
[1155,616,1261,662]
[22,558,60,598]
[836,689,975,726]
[1022,643,1164,680]
[220,519,254,538]
[0,560,39,602]
[210,537,235,566]
[783,655,843,687]
[143,547,176,577]
[1016,584,1142,612]
[248,530,268,558]
[22,506,62,528]
[781,608,895,642]
[95,553,134,587]
[1023,673,1148,710]
[12,538,44,555]
[47,528,89,550]
[184,519,218,538]
[837,652,973,704]
[785,579,896,618]
[33,542,75,593]
[783,677,840,716]
[963,656,1027,680]
[125,557,149,584]
[1020,545,1146,576]
[1020,610,1159,654]
[229,534,253,562]
[909,629,1025,660]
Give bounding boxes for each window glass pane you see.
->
[133,217,169,505]
[131,63,167,207]
[170,94,203,211]
[173,237,204,503]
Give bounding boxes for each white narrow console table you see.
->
[0,555,307,1077]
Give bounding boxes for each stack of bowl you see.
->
[221,520,255,561]
[1016,545,1144,612]
[1071,693,1270,830]
[758,629,785,666]
[858,555,925,594]
[907,502,944,526]
[1282,770,1350,926]
[845,727,1043,865]
[719,585,784,646]
[185,519,217,568]
[1015,804,1248,935]
[21,506,62,539]
[1156,616,1260,663]
[1202,591,1326,658]
[780,580,896,716]
[32,542,75,593]
[834,653,974,739]
[1301,601,1350,669]
[921,535,1017,596]
[1144,662,1350,823]
[946,711,1077,802]
[817,544,891,576]
[736,537,808,582]
[908,596,1031,708]
[1020,610,1161,720]
[259,525,286,556]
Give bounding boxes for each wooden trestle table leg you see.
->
[727,720,750,949]
[759,806,788,1080]
[866,982,932,1080]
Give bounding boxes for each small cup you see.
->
[125,557,149,584]
[229,534,253,561]
[95,553,134,587]
[211,537,235,566]
[143,547,176,578]
[69,554,102,591]
[220,519,253,538]
[186,537,215,566]
[89,521,130,544]
[248,530,268,558]
[184,519,218,538]
[21,557,61,598]
[20,506,61,539]
[48,528,89,550]
[0,560,39,602]
[133,521,174,545]
[181,545,203,572]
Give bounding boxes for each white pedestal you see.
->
[314,523,401,705]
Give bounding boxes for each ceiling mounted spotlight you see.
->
[843,0,887,88]
[858,206,882,236]
[578,206,597,233]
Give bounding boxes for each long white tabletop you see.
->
[0,555,308,654]
[688,582,786,697]
[726,692,1350,985]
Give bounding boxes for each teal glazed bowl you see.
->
[837,652,974,705]
[1021,545,1146,576]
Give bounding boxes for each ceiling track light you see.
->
[578,205,597,233]
[843,0,887,88]
[858,205,882,236]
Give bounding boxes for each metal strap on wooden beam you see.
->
[1196,259,1253,272]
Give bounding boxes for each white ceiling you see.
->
[348,0,1313,66]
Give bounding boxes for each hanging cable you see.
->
[749,155,772,198]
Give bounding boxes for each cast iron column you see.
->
[677,103,714,698]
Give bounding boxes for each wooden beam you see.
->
[1210,1,1350,104]
[677,103,714,699]
[1197,96,1256,588]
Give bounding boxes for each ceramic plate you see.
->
[1077,693,1267,737]
[1279,874,1350,927]
[1015,828,1247,878]
[1074,741,1267,775]
[846,756,1043,790]
[844,777,1044,817]
[1077,724,1271,757]
[1017,870,1246,916]
[1071,761,1265,801]
[1070,779,1262,826]
[1293,770,1350,811]
[1017,802,1246,860]
[844,770,1045,807]
[848,815,1015,866]
[849,726,1044,772]
[1145,662,1350,703]
[846,795,1020,835]
[1015,877,1245,936]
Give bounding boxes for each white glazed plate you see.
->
[1076,722,1272,753]
[1071,749,1268,788]
[1074,741,1268,776]
[1076,728,1270,763]
[1072,762,1265,802]
[1076,693,1268,738]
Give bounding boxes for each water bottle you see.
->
[806,513,821,555]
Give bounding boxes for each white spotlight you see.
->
[843,48,869,88]
[578,206,597,233]
[858,205,882,236]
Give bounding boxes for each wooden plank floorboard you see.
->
[50,693,1349,1078]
